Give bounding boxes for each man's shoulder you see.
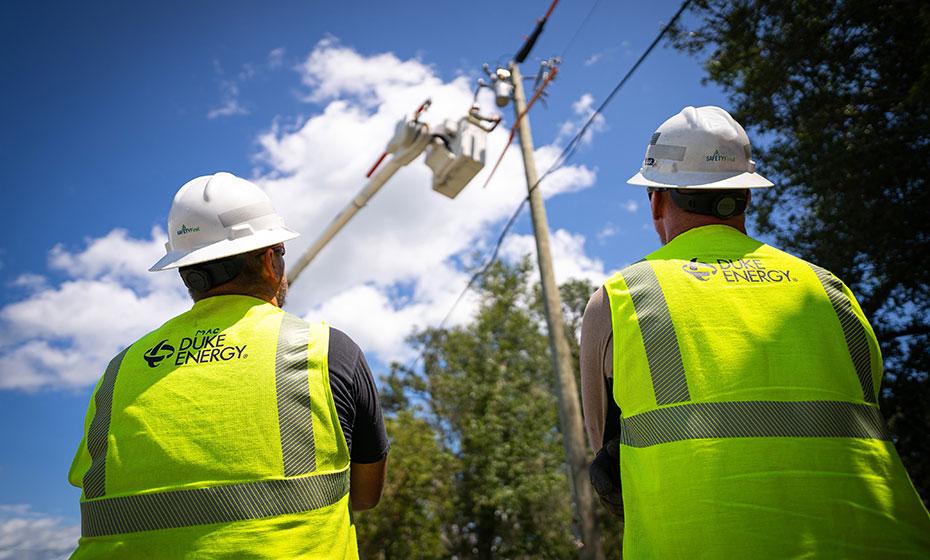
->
[584,285,610,319]
[603,260,649,290]
[278,314,364,355]
[754,242,844,281]
[327,327,363,368]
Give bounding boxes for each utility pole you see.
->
[510,61,604,560]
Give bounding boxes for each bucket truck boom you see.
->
[288,101,496,285]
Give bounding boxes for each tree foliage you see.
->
[670,0,930,502]
[356,260,619,558]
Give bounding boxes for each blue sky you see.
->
[0,1,756,556]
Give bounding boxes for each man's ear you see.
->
[261,248,279,281]
[650,191,664,222]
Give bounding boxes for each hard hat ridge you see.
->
[149,172,299,272]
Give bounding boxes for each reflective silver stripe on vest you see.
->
[276,313,317,476]
[622,261,691,405]
[808,265,876,402]
[81,469,349,537]
[83,348,129,499]
[620,400,890,448]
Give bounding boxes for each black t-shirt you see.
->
[326,328,390,464]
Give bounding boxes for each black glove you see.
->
[589,436,623,519]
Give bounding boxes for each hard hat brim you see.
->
[627,169,774,190]
[149,227,300,272]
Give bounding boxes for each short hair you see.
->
[180,248,269,301]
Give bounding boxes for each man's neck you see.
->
[662,218,746,245]
[194,289,278,307]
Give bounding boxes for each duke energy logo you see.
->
[143,340,175,368]
[682,258,717,281]
[142,329,248,368]
[683,257,797,284]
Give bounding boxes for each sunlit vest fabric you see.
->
[69,295,357,559]
[604,225,930,559]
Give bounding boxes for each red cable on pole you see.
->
[543,0,558,19]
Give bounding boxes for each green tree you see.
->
[670,0,930,503]
[357,260,621,558]
[355,408,456,560]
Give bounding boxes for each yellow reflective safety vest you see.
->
[604,225,930,559]
[68,295,358,559]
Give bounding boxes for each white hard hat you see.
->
[627,106,773,190]
[149,172,299,271]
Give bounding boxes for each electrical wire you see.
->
[515,0,560,63]
[559,0,603,59]
[541,0,693,185]
[479,0,603,191]
[403,196,529,372]
[405,0,693,372]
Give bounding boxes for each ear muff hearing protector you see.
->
[668,189,748,219]
[179,256,246,292]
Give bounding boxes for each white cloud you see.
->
[268,47,286,69]
[309,261,480,363]
[256,39,599,362]
[0,39,602,390]
[556,93,607,146]
[572,93,595,115]
[623,199,639,213]
[0,504,79,560]
[500,229,606,286]
[10,273,47,291]
[584,53,603,67]
[596,223,618,243]
[207,60,252,119]
[207,81,248,119]
[238,63,257,82]
[0,229,190,391]
[583,42,632,67]
[296,37,436,106]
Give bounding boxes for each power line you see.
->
[435,197,529,331]
[542,0,693,184]
[487,0,603,192]
[515,0,560,63]
[403,194,530,373]
[406,0,693,371]
[559,0,603,59]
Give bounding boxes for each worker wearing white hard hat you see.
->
[150,171,300,272]
[69,172,390,559]
[580,107,930,557]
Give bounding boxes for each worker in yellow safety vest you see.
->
[580,106,930,558]
[69,172,390,559]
